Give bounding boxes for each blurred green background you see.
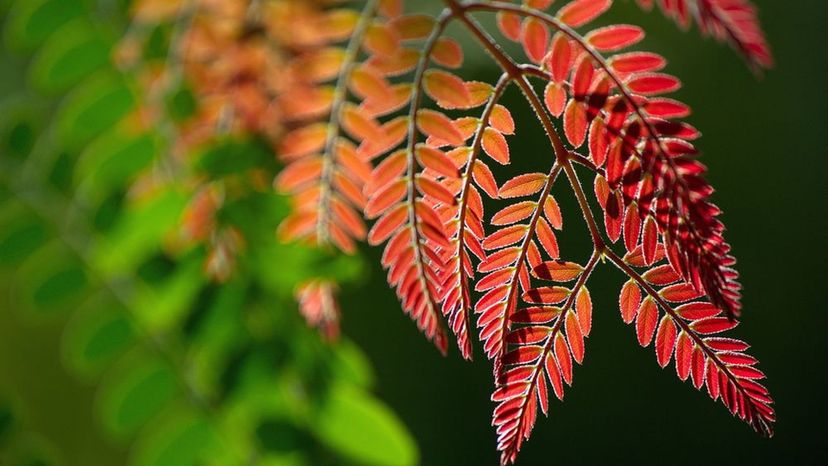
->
[1,0,826,465]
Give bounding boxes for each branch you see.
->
[317,0,380,244]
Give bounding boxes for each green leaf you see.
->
[99,356,178,436]
[75,129,156,200]
[3,0,83,51]
[331,340,375,389]
[132,255,205,332]
[0,206,48,268]
[62,297,135,376]
[130,409,229,466]
[29,18,110,93]
[56,71,135,150]
[31,263,87,309]
[197,138,274,178]
[93,188,187,276]
[16,242,88,316]
[315,383,418,466]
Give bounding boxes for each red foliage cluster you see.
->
[128,0,777,463]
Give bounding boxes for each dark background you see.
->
[342,0,828,464]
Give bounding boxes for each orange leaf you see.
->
[424,70,471,109]
[417,109,465,146]
[533,261,584,282]
[490,104,515,134]
[416,144,459,178]
[544,82,567,118]
[432,37,464,68]
[472,160,499,198]
[364,23,399,56]
[389,14,434,40]
[499,173,548,198]
[492,201,536,226]
[575,287,592,336]
[482,127,510,165]
[497,11,522,41]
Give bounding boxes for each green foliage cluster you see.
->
[0,1,417,465]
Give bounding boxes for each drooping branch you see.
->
[464,0,743,319]
[605,248,774,435]
[316,0,381,244]
[494,250,599,465]
[448,72,514,359]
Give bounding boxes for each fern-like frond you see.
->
[275,0,381,253]
[611,246,775,435]
[271,0,777,463]
[492,254,598,465]
[636,0,773,70]
[296,279,342,341]
[481,1,743,319]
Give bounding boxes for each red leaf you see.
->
[416,175,456,205]
[575,287,592,337]
[497,11,522,41]
[423,70,471,109]
[675,302,721,320]
[545,352,564,400]
[654,315,677,368]
[586,25,645,52]
[691,345,707,390]
[511,306,561,324]
[554,332,573,384]
[544,82,567,118]
[609,52,666,74]
[484,225,528,250]
[432,37,464,68]
[521,17,550,63]
[675,331,693,381]
[642,216,658,266]
[691,317,739,335]
[642,265,681,286]
[368,204,408,245]
[557,0,612,28]
[623,203,642,252]
[543,196,563,230]
[548,34,572,82]
[565,310,585,364]
[627,73,682,95]
[533,261,584,282]
[523,286,569,305]
[416,145,459,178]
[636,297,658,347]
[564,101,588,147]
[365,179,406,218]
[660,283,704,303]
[588,118,608,167]
[619,279,641,324]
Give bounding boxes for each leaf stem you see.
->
[402,9,456,352]
[455,72,514,359]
